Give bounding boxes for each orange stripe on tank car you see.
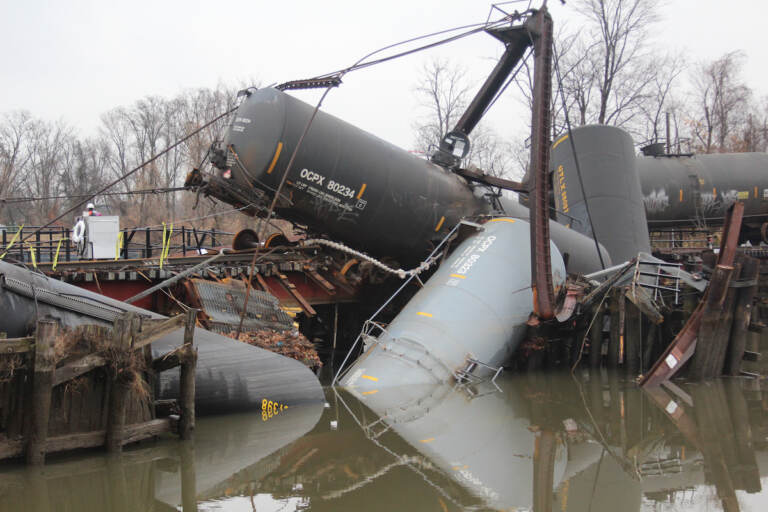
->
[266,142,283,174]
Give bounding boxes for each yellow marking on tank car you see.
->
[435,216,445,232]
[361,374,378,382]
[449,273,466,279]
[417,312,433,317]
[419,437,435,443]
[357,183,367,199]
[552,134,569,150]
[361,390,378,395]
[340,259,358,275]
[488,218,516,223]
[679,189,683,202]
[755,186,759,199]
[266,142,283,174]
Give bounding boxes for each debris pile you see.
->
[229,329,322,369]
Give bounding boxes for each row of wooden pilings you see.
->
[0,309,198,465]
[580,253,761,380]
[520,251,762,381]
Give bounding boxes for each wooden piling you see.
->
[26,320,58,466]
[708,260,742,377]
[588,303,604,369]
[178,309,197,441]
[624,303,641,376]
[105,313,136,453]
[607,290,623,368]
[180,440,197,511]
[688,264,734,380]
[726,255,759,376]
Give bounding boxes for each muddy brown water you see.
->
[1,371,767,511]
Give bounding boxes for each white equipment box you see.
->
[82,216,120,259]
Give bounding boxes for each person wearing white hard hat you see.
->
[85,202,102,216]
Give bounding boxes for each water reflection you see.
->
[1,372,767,511]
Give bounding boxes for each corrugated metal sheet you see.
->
[190,279,293,333]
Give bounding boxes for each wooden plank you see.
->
[0,421,171,461]
[0,336,34,354]
[133,314,185,350]
[742,350,761,362]
[52,353,107,387]
[121,419,172,445]
[152,350,183,373]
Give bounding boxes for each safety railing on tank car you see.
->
[0,225,233,265]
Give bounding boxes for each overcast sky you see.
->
[1,0,766,151]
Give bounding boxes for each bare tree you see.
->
[0,111,33,224]
[688,51,751,153]
[412,59,471,154]
[575,0,661,125]
[638,53,685,144]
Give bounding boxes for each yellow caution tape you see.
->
[115,232,124,261]
[52,238,67,271]
[0,224,24,260]
[160,222,167,270]
[162,223,173,267]
[28,243,37,269]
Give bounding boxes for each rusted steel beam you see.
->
[303,266,336,295]
[254,272,275,295]
[718,202,744,267]
[276,273,317,316]
[453,168,526,192]
[639,303,703,387]
[528,7,555,320]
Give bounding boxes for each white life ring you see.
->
[71,219,86,243]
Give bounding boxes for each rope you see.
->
[302,238,442,279]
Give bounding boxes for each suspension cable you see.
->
[552,42,606,270]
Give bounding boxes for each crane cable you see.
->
[0,187,189,204]
[552,42,606,270]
